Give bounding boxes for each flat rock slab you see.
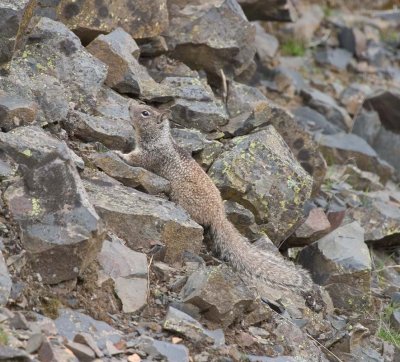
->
[83,178,203,264]
[209,127,313,244]
[0,92,37,131]
[1,126,104,284]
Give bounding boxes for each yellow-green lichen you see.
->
[31,198,42,217]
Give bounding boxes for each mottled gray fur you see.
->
[116,103,316,301]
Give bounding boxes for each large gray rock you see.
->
[2,17,107,124]
[83,177,203,264]
[1,126,104,284]
[223,81,326,193]
[316,132,393,183]
[87,28,171,101]
[0,0,36,64]
[166,0,256,79]
[253,22,279,63]
[180,265,254,327]
[209,127,313,244]
[299,222,371,311]
[57,0,169,41]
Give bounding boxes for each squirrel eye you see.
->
[141,110,151,117]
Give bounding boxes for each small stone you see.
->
[128,354,141,362]
[73,333,104,358]
[0,251,11,306]
[153,262,176,282]
[163,306,224,345]
[315,48,353,70]
[253,22,279,62]
[65,341,96,362]
[289,208,331,246]
[390,309,400,332]
[105,340,122,356]
[114,277,148,313]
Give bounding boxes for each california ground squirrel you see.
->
[116,102,318,305]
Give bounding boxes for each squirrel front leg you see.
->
[114,149,144,167]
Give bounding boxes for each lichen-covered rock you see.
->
[0,251,12,306]
[209,127,313,244]
[165,0,256,79]
[83,178,203,264]
[1,126,104,284]
[299,222,371,311]
[180,265,254,327]
[63,110,134,151]
[87,28,171,101]
[57,0,169,41]
[0,0,36,64]
[223,82,326,193]
[2,17,107,124]
[88,151,170,195]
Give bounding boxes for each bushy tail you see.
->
[210,213,313,296]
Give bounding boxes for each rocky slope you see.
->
[0,0,400,361]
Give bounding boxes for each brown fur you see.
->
[116,102,316,301]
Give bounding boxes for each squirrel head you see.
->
[128,102,171,144]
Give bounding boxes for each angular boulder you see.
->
[57,0,169,41]
[316,132,393,183]
[180,265,254,327]
[223,82,326,193]
[238,0,297,22]
[209,127,313,243]
[299,222,371,311]
[1,126,104,284]
[87,28,171,101]
[3,17,107,124]
[83,178,203,264]
[165,0,256,78]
